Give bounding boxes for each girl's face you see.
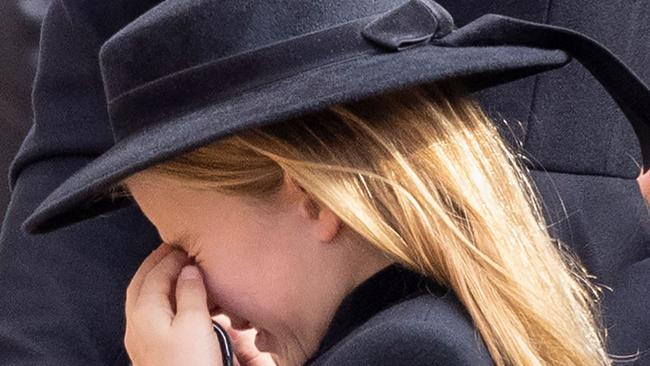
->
[125,173,388,365]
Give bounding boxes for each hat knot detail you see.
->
[361,0,455,51]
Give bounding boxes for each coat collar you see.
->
[304,263,447,363]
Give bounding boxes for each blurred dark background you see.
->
[0,0,51,221]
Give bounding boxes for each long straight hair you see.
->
[113,80,611,365]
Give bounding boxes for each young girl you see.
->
[20,0,650,365]
[113,80,611,366]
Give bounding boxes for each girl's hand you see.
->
[124,243,224,366]
[212,314,278,366]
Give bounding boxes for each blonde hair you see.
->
[112,80,612,365]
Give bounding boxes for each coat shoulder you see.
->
[309,291,494,366]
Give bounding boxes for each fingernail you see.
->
[180,265,201,280]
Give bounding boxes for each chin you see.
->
[259,333,309,366]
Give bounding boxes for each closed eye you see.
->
[168,241,200,265]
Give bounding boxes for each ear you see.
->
[282,174,343,243]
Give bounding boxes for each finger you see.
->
[125,242,174,315]
[135,249,192,324]
[174,265,211,324]
[214,314,276,366]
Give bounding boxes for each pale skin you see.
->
[123,172,394,366]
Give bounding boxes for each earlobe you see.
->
[307,198,343,243]
[317,207,343,244]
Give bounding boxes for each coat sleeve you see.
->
[310,320,494,366]
[0,1,162,365]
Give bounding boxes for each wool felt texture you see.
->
[0,0,648,365]
[18,0,650,235]
[301,263,493,365]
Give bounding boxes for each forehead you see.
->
[122,173,159,191]
[122,178,199,252]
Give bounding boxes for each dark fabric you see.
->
[307,264,448,362]
[468,1,650,359]
[0,157,159,365]
[527,170,650,361]
[1,1,165,365]
[438,14,650,161]
[0,0,43,222]
[18,0,572,234]
[438,0,648,179]
[1,0,648,365]
[303,263,493,366]
[19,0,650,236]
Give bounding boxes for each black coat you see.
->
[303,263,493,365]
[0,0,648,365]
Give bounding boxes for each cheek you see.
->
[199,254,280,320]
[196,238,303,327]
[197,251,254,303]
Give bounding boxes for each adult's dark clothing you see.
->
[0,0,648,365]
[0,0,46,221]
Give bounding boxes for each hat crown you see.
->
[99,0,409,103]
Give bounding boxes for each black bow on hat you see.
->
[23,0,650,234]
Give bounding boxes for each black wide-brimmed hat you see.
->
[23,0,650,234]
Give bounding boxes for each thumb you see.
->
[175,265,211,320]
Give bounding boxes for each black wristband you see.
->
[212,320,234,366]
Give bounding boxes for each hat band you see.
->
[107,0,455,141]
[108,15,380,140]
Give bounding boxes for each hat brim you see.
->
[23,43,569,234]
